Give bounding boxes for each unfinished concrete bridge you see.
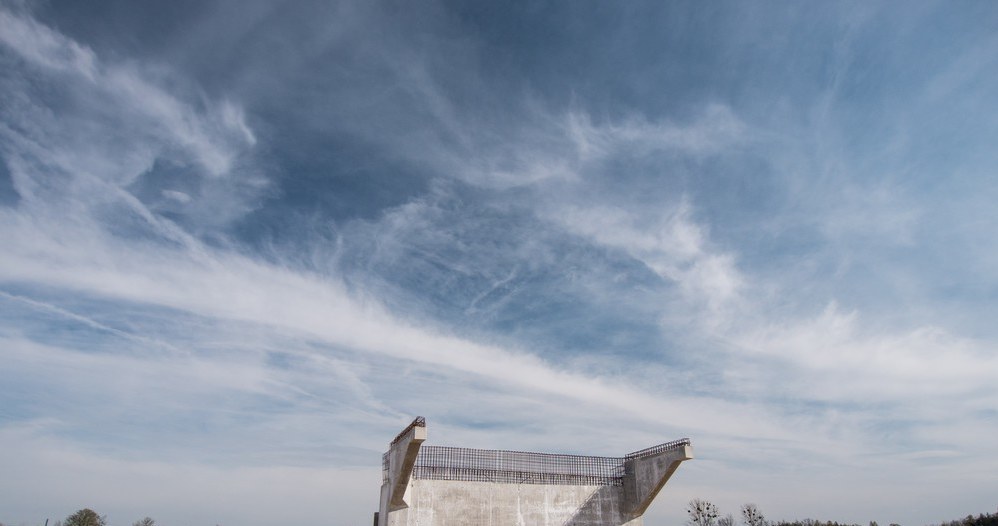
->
[375,417,693,526]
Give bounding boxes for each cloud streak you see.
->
[2,2,998,526]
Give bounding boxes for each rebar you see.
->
[381,438,691,486]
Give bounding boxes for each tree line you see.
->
[3,504,997,526]
[687,499,998,526]
[0,509,155,526]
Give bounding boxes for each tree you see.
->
[64,509,106,526]
[719,514,736,526]
[133,518,156,526]
[743,503,768,526]
[689,498,720,526]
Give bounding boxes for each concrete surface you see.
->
[375,418,691,526]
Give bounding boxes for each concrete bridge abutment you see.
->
[375,417,692,526]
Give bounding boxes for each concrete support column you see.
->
[378,418,427,526]
[622,444,694,520]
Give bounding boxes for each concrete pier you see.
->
[375,417,692,526]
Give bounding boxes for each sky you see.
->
[1,1,997,525]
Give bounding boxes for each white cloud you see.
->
[548,199,744,326]
[731,302,998,403]
[3,4,998,525]
[0,8,98,79]
[0,208,760,436]
[565,104,747,161]
[161,189,193,204]
[0,5,257,214]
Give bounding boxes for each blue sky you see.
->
[2,1,997,525]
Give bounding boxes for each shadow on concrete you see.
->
[562,486,629,526]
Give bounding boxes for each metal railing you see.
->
[379,416,690,486]
[383,438,691,486]
[624,438,691,460]
[413,445,625,485]
[390,416,426,446]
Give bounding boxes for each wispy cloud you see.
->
[549,199,743,325]
[564,104,747,161]
[2,2,998,526]
[0,7,98,79]
[0,5,261,241]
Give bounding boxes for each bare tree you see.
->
[743,504,768,526]
[64,509,106,526]
[133,518,156,526]
[720,514,736,526]
[689,498,720,526]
